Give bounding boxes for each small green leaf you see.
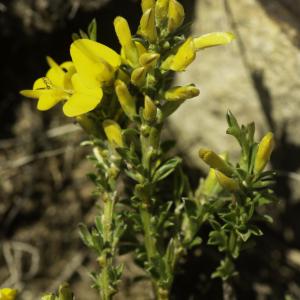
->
[152,157,182,182]
[188,236,202,249]
[78,224,94,248]
[88,18,97,41]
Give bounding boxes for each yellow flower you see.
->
[167,37,196,71]
[20,57,74,111]
[162,32,235,71]
[20,58,102,117]
[21,39,121,117]
[0,288,17,300]
[70,39,121,88]
[193,32,235,50]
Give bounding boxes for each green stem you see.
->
[139,125,166,298]
[100,264,112,300]
[99,193,115,300]
[140,205,156,260]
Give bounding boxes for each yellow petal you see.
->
[70,39,121,87]
[63,90,103,117]
[170,37,196,71]
[46,56,60,68]
[63,93,100,117]
[33,77,49,90]
[60,61,74,71]
[37,90,66,110]
[20,89,43,99]
[46,66,65,87]
[193,32,235,50]
[71,73,103,97]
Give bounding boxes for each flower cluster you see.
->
[20,0,234,125]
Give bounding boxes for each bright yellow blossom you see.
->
[193,32,235,50]
[163,32,235,71]
[70,39,121,88]
[20,57,103,117]
[21,39,121,117]
[0,288,17,300]
[20,57,74,111]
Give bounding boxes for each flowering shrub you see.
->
[17,0,276,299]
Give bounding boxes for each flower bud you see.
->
[0,288,17,300]
[254,132,275,174]
[114,16,139,67]
[143,95,157,122]
[169,37,196,71]
[131,66,146,87]
[115,79,136,119]
[214,170,239,192]
[138,8,157,43]
[141,0,155,12]
[165,85,200,101]
[168,0,185,33]
[114,17,131,46]
[194,32,235,50]
[139,52,160,67]
[199,148,233,176]
[103,120,124,148]
[155,0,170,22]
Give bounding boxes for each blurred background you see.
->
[1,0,300,299]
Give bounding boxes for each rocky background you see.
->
[1,0,300,299]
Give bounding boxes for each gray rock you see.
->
[169,0,300,198]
